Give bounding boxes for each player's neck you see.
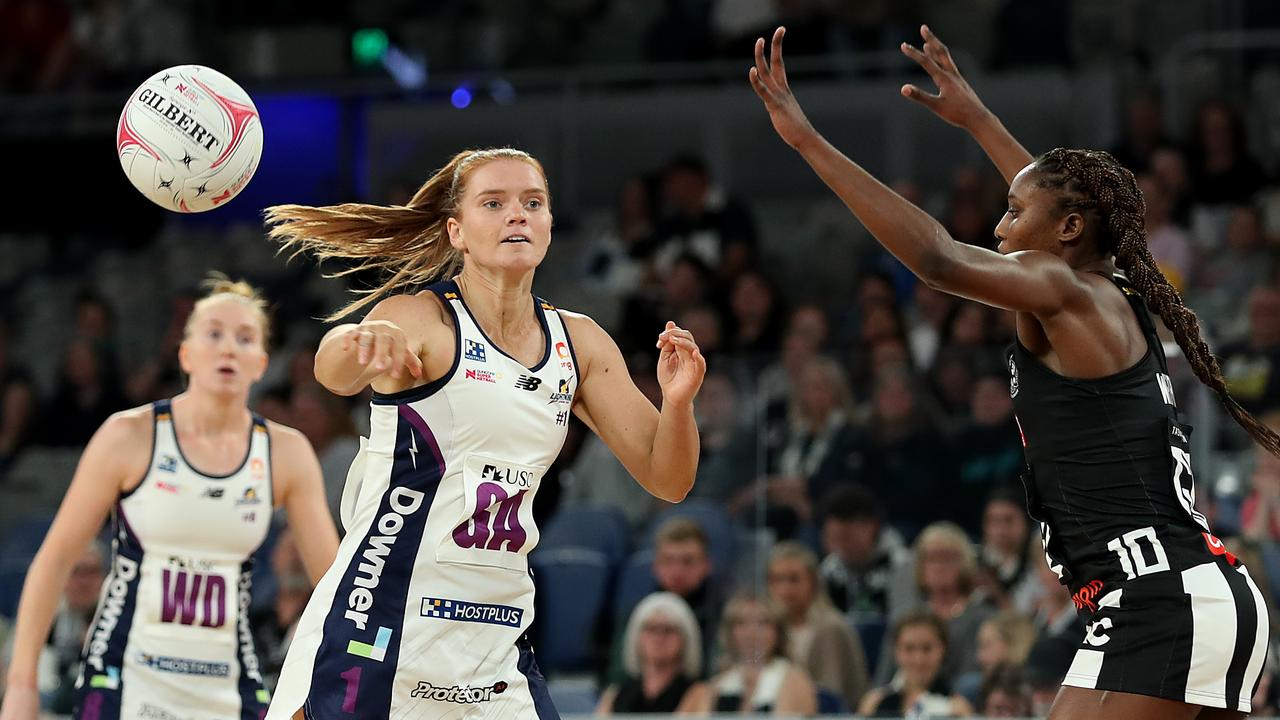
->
[456,271,536,338]
[172,391,250,436]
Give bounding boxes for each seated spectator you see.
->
[954,610,1036,704]
[858,610,972,717]
[683,594,817,715]
[1137,173,1193,291]
[38,541,105,714]
[639,154,758,287]
[1242,424,1280,542]
[818,484,916,621]
[977,664,1033,718]
[767,542,870,711]
[1187,99,1269,207]
[1219,286,1280,436]
[746,356,863,538]
[689,372,754,503]
[949,379,1024,534]
[257,527,311,690]
[877,522,994,686]
[862,368,948,540]
[1191,204,1272,339]
[606,518,720,685]
[596,592,705,715]
[975,485,1038,610]
[724,269,786,370]
[37,335,126,446]
[1023,632,1079,716]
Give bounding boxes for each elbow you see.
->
[917,247,955,291]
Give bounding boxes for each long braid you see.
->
[1033,148,1280,456]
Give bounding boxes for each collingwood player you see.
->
[751,24,1271,720]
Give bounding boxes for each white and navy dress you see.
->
[74,399,274,720]
[269,280,579,719]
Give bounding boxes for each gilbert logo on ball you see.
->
[117,65,263,213]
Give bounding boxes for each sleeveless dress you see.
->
[74,399,274,720]
[1011,274,1268,710]
[269,281,579,719]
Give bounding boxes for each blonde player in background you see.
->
[262,147,705,719]
[0,274,339,720]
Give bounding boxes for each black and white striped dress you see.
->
[1010,274,1269,712]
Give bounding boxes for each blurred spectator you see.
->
[1024,559,1081,640]
[977,664,1033,718]
[861,369,948,538]
[637,154,758,289]
[1137,173,1194,292]
[32,542,105,714]
[674,305,725,367]
[0,319,34,472]
[683,594,818,715]
[974,486,1038,610]
[37,335,126,446]
[768,541,869,711]
[1023,632,1078,716]
[745,356,862,538]
[1219,285,1280,421]
[818,484,916,622]
[606,517,721,687]
[287,385,359,524]
[954,611,1035,705]
[1188,100,1269,207]
[725,269,786,371]
[689,372,755,503]
[928,347,979,422]
[126,292,196,404]
[877,522,994,686]
[949,376,1024,533]
[73,289,120,378]
[1191,204,1273,339]
[858,610,973,717]
[1109,90,1172,174]
[582,175,656,300]
[596,592,705,715]
[256,527,311,690]
[618,253,713,358]
[1242,431,1280,542]
[757,304,830,410]
[563,366,664,529]
[1150,145,1194,227]
[906,284,956,372]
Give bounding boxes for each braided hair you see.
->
[1031,148,1280,456]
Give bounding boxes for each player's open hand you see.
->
[899,25,988,129]
[656,321,706,407]
[749,27,817,151]
[344,319,423,380]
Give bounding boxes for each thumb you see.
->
[901,84,941,110]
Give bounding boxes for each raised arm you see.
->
[313,294,437,396]
[749,27,1084,316]
[899,24,1034,185]
[567,316,705,503]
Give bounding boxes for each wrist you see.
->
[6,668,37,689]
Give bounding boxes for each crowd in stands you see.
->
[6,1,1280,717]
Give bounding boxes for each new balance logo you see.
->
[515,375,542,391]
